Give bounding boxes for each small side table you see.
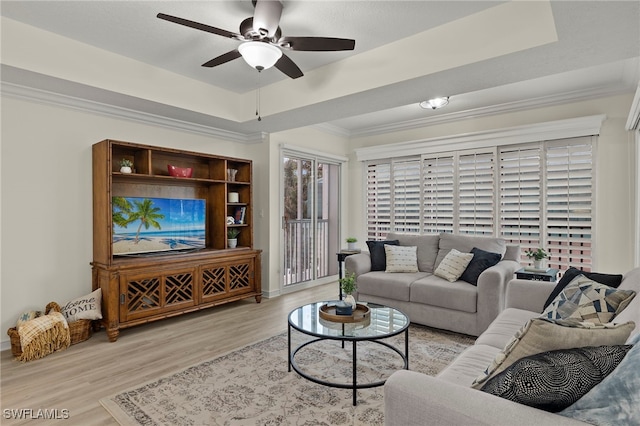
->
[337,250,361,299]
[515,268,559,282]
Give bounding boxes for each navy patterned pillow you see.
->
[480,345,631,412]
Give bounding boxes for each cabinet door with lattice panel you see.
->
[119,267,197,322]
[200,258,256,303]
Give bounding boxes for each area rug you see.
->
[100,325,475,425]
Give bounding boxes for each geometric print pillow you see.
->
[540,275,636,324]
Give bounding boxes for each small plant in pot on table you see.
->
[120,158,133,174]
[340,272,357,309]
[346,237,358,251]
[525,248,548,269]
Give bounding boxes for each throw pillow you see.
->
[366,240,399,271]
[560,333,640,424]
[471,318,635,389]
[543,267,624,310]
[434,249,474,282]
[540,275,636,324]
[61,288,103,323]
[481,345,631,412]
[385,245,419,273]
[459,247,502,286]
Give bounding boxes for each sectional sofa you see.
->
[384,266,640,425]
[345,232,521,336]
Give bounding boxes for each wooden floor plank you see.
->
[0,283,337,425]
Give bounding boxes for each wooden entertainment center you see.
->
[91,140,261,342]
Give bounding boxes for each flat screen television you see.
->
[112,196,206,256]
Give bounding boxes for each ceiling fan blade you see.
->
[274,53,303,79]
[279,36,355,52]
[157,13,242,40]
[202,50,242,68]
[252,0,282,38]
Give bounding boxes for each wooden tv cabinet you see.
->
[91,140,261,342]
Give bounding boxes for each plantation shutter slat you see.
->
[392,159,421,234]
[458,151,494,236]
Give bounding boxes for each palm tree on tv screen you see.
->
[112,197,133,229]
[130,198,165,244]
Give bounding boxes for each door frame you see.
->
[279,144,348,294]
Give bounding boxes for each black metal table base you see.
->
[288,325,409,406]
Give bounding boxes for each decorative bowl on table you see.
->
[167,165,193,178]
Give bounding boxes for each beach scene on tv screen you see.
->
[112,196,206,255]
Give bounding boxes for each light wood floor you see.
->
[1,283,337,425]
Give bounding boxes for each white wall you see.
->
[0,95,260,349]
[347,94,638,274]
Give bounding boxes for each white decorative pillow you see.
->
[385,245,419,273]
[434,249,474,282]
[16,311,42,330]
[61,288,103,323]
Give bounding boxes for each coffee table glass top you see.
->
[288,301,409,340]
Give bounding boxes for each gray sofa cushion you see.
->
[387,232,440,273]
[475,308,539,349]
[435,233,507,269]
[410,275,477,313]
[356,271,429,302]
[437,344,502,387]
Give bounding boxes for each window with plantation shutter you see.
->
[545,138,593,271]
[366,162,391,239]
[365,136,595,269]
[422,155,454,234]
[499,144,542,249]
[392,159,421,234]
[458,151,495,235]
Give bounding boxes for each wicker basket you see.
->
[7,302,92,357]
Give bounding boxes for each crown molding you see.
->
[355,114,606,162]
[0,81,264,143]
[312,122,351,138]
[349,85,629,138]
[626,85,640,131]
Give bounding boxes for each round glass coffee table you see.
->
[287,301,409,406]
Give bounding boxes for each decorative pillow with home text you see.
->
[61,288,102,323]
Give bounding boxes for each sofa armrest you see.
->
[505,279,556,312]
[344,253,371,278]
[476,259,521,334]
[384,371,586,426]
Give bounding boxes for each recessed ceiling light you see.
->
[419,97,449,110]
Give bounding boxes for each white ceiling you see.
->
[2,1,639,137]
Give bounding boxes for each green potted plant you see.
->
[227,228,240,248]
[346,237,358,251]
[119,158,133,174]
[525,248,548,269]
[339,272,357,308]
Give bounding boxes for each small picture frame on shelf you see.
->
[234,206,246,224]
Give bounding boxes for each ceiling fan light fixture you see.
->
[420,97,449,110]
[238,41,282,70]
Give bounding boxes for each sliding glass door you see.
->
[282,153,340,287]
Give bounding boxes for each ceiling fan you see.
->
[157,0,356,79]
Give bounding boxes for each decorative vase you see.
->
[228,238,238,249]
[228,192,239,203]
[120,166,132,174]
[343,294,356,309]
[347,242,356,251]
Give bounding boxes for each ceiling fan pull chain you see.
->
[256,70,262,121]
